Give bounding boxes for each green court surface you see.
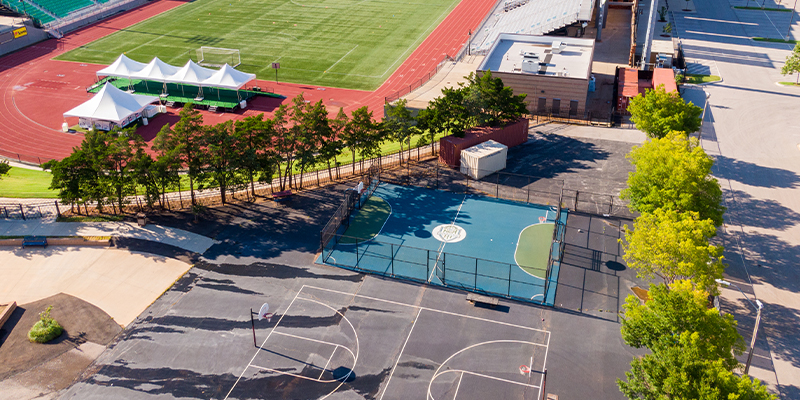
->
[56,0,460,90]
[514,224,553,279]
[339,196,391,244]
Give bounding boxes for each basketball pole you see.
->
[250,308,257,347]
[540,368,547,400]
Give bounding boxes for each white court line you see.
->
[378,308,423,400]
[538,331,552,400]
[432,369,542,391]
[453,372,464,399]
[250,363,338,383]
[304,284,550,334]
[326,45,359,73]
[319,347,336,380]
[429,195,468,283]
[331,195,393,246]
[223,289,303,400]
[273,331,344,350]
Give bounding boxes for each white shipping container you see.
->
[460,140,508,180]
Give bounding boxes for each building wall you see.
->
[479,70,590,115]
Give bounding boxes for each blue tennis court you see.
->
[318,183,567,305]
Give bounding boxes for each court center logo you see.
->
[432,224,467,243]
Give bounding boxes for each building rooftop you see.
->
[478,34,594,79]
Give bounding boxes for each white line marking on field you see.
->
[379,308,422,400]
[319,346,336,379]
[538,332,552,400]
[453,371,464,399]
[326,45,358,73]
[304,285,550,334]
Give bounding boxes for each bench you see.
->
[272,190,293,202]
[466,293,499,308]
[22,236,48,248]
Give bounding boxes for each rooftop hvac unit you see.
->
[551,41,567,54]
[521,51,539,59]
[521,59,540,73]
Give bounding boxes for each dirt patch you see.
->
[0,293,121,381]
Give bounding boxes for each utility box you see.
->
[460,140,508,180]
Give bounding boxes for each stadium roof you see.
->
[63,83,157,124]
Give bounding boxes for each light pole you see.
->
[698,91,710,141]
[715,278,764,376]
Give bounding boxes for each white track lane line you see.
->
[378,308,423,400]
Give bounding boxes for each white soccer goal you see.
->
[196,46,241,68]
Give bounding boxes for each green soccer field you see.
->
[56,0,460,90]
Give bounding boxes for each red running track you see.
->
[0,0,495,164]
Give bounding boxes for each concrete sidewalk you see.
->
[0,220,215,254]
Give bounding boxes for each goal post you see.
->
[196,47,241,68]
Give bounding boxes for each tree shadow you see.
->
[724,189,800,230]
[714,155,800,189]
[503,134,613,181]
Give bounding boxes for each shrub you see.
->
[28,306,63,343]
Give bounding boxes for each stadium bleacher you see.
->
[471,0,585,54]
[0,0,55,25]
[0,0,117,27]
[35,0,95,18]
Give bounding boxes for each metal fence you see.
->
[384,58,451,103]
[528,109,614,127]
[0,201,61,220]
[321,234,551,305]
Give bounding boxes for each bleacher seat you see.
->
[35,0,94,18]
[0,0,54,24]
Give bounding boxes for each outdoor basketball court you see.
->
[319,183,567,305]
[224,284,550,400]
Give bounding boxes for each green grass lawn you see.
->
[780,81,800,86]
[685,74,721,84]
[753,37,799,44]
[0,168,57,198]
[734,6,792,11]
[56,0,460,90]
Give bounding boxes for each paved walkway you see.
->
[0,220,215,254]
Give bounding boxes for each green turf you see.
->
[514,223,553,279]
[0,167,57,198]
[734,6,792,11]
[753,37,799,44]
[339,196,391,243]
[56,0,460,90]
[685,74,721,84]
[779,81,800,86]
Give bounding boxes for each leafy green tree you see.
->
[322,107,348,180]
[621,208,724,293]
[292,97,330,189]
[418,85,473,138]
[621,281,743,368]
[463,71,527,127]
[385,99,417,165]
[105,127,145,212]
[270,103,295,191]
[350,106,384,171]
[622,132,725,226]
[781,43,800,84]
[44,153,92,212]
[235,114,277,199]
[619,339,775,400]
[0,161,10,178]
[153,104,206,206]
[341,106,371,174]
[627,86,703,138]
[202,121,240,205]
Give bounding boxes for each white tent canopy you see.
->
[168,60,216,86]
[130,57,181,82]
[96,54,147,78]
[64,83,157,124]
[203,63,256,90]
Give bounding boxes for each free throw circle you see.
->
[432,224,466,243]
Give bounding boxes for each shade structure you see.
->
[203,63,256,90]
[63,83,157,125]
[460,140,508,180]
[168,60,216,86]
[96,54,147,78]
[130,57,181,82]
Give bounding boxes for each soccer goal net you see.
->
[196,47,241,68]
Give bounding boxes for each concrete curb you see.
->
[0,301,16,330]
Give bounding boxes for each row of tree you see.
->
[44,71,527,212]
[617,91,774,399]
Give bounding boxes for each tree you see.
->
[621,132,725,226]
[105,127,145,212]
[627,86,703,138]
[349,107,384,171]
[322,107,348,180]
[153,104,206,206]
[463,71,527,127]
[418,85,473,138]
[341,106,371,174]
[621,208,724,293]
[385,99,416,165]
[202,121,240,205]
[620,281,743,369]
[781,43,800,85]
[44,152,93,212]
[619,340,775,400]
[270,103,295,191]
[0,161,10,178]
[235,114,277,199]
[292,97,329,189]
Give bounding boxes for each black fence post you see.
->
[19,204,25,220]
[474,259,478,289]
[3,207,8,219]
[390,243,394,275]
[54,201,60,218]
[508,264,512,296]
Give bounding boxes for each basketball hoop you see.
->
[258,303,272,322]
[519,365,531,375]
[538,216,546,223]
